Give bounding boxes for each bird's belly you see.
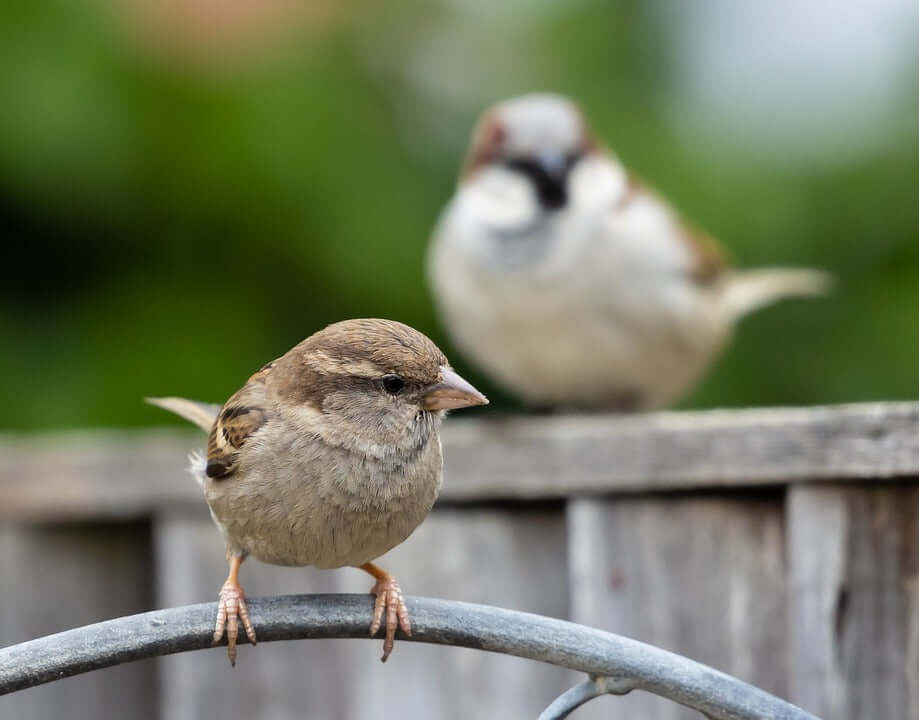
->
[436,259,728,409]
[205,448,441,569]
[242,500,430,569]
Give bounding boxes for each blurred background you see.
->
[3,2,919,720]
[3,0,919,429]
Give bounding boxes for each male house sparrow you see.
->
[148,319,487,664]
[428,93,830,410]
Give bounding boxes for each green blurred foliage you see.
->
[1,0,917,429]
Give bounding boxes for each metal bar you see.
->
[538,678,603,719]
[537,676,638,719]
[0,594,820,720]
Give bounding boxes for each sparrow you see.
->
[147,318,487,664]
[428,92,830,410]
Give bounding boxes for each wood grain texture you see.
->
[0,521,158,720]
[154,504,572,720]
[787,484,919,720]
[443,403,919,498]
[567,494,787,720]
[3,403,919,519]
[0,430,195,520]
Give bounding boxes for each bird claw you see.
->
[214,580,257,666]
[369,576,411,662]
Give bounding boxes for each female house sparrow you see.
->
[148,319,487,664]
[428,93,830,410]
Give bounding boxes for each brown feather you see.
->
[460,110,505,181]
[145,396,220,432]
[679,223,727,285]
[621,172,727,285]
[206,364,272,480]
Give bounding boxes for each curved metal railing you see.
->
[0,594,819,719]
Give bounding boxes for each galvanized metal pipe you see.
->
[0,594,819,719]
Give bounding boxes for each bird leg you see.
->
[360,562,411,662]
[214,553,257,667]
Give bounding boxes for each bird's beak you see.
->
[422,366,489,411]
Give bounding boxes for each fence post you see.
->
[0,521,158,720]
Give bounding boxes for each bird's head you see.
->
[461,93,597,212]
[274,319,487,457]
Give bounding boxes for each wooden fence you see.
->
[1,403,918,719]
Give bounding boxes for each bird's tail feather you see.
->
[145,396,220,432]
[723,267,831,320]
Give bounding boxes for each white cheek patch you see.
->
[569,155,629,212]
[460,167,540,230]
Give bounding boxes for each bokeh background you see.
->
[3,0,919,429]
[3,5,919,719]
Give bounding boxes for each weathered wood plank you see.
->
[154,505,572,720]
[0,521,158,720]
[0,431,195,520]
[445,403,919,499]
[2,403,919,519]
[567,494,787,720]
[787,484,919,719]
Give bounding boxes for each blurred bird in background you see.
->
[428,93,831,411]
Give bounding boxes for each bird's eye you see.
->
[381,374,405,394]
